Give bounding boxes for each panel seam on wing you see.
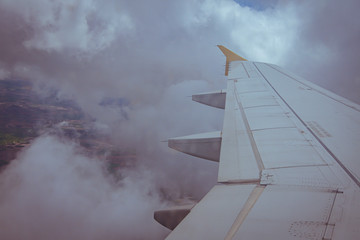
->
[224,185,265,240]
[253,62,360,188]
[233,82,265,172]
[265,63,360,112]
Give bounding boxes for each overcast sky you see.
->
[0,0,359,239]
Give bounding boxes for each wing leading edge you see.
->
[156,46,360,240]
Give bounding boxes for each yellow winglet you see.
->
[217,45,247,76]
[217,45,247,61]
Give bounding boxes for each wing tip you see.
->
[217,45,247,62]
[217,45,247,76]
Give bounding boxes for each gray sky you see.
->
[0,0,359,239]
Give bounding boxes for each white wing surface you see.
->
[156,46,360,240]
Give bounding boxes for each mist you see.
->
[0,0,359,239]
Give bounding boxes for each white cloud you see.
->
[0,0,134,55]
[0,135,168,240]
[182,0,299,64]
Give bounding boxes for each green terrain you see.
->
[0,79,135,170]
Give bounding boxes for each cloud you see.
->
[0,62,10,79]
[182,0,299,64]
[0,135,169,240]
[0,0,134,55]
[282,0,360,103]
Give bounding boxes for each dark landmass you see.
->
[0,79,135,171]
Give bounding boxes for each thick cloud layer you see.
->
[285,0,360,103]
[0,135,169,239]
[0,0,359,239]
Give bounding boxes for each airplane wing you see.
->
[155,46,360,240]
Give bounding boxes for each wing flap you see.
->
[165,184,258,240]
[218,78,261,182]
[232,185,339,240]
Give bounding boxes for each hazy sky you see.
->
[0,0,359,239]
